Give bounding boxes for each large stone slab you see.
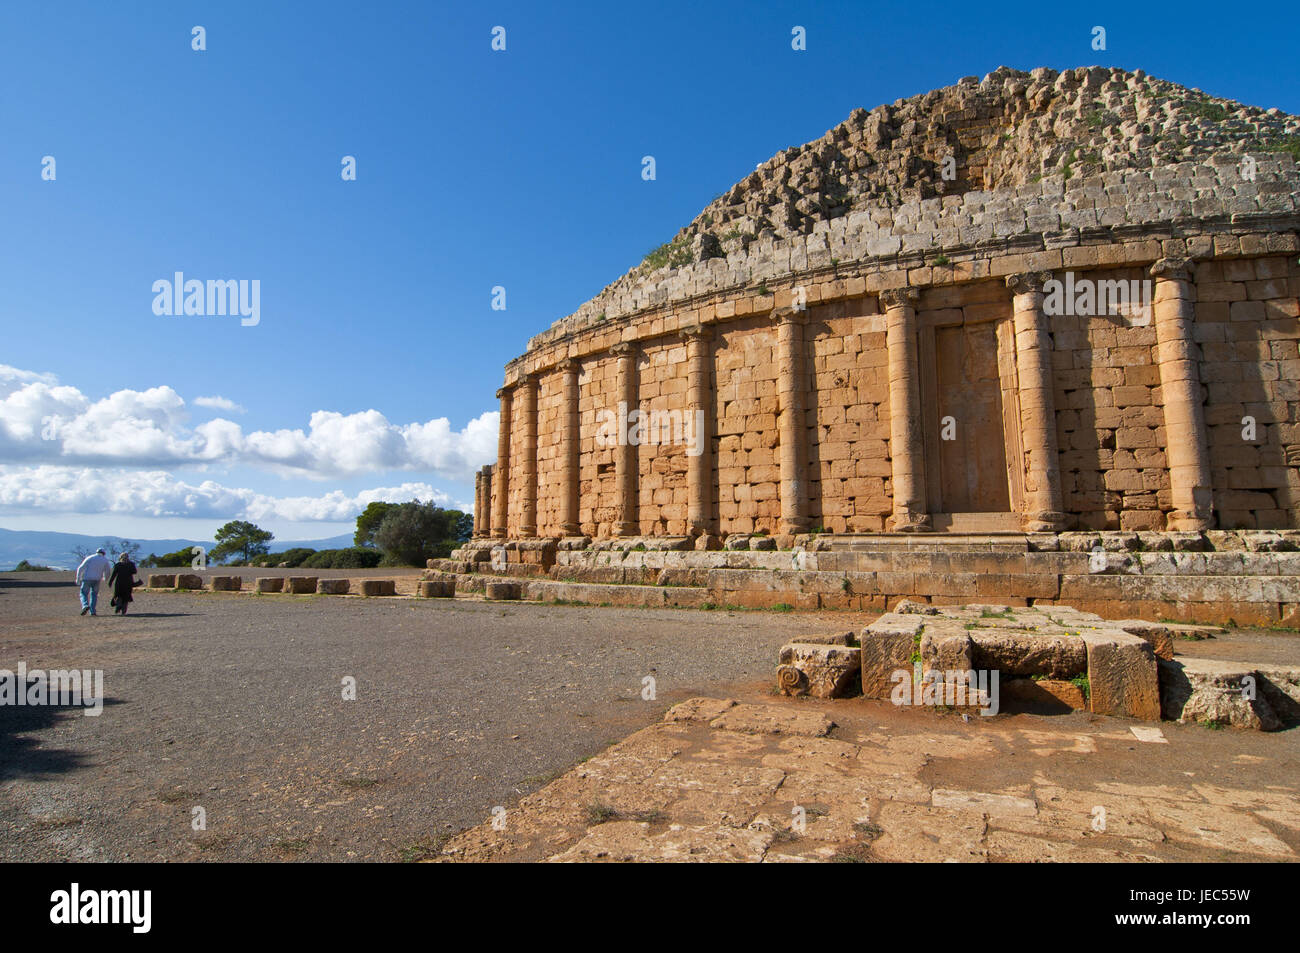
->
[359,579,396,596]
[287,576,318,594]
[255,577,284,593]
[968,631,1087,678]
[318,578,351,595]
[209,575,242,592]
[147,574,175,588]
[1080,631,1160,721]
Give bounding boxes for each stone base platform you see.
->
[447,530,1300,626]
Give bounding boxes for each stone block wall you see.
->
[482,213,1300,541]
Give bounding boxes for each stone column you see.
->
[558,360,582,536]
[681,325,713,538]
[492,386,512,538]
[480,465,493,538]
[775,309,811,536]
[1151,258,1213,530]
[881,287,931,531]
[518,374,538,538]
[472,471,483,537]
[1006,272,1067,532]
[612,343,640,537]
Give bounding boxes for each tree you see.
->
[354,502,398,548]
[210,521,274,564]
[372,500,464,565]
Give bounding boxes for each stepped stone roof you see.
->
[522,65,1300,355]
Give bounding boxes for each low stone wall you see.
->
[448,530,1300,624]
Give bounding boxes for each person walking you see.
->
[74,548,113,616]
[108,552,141,615]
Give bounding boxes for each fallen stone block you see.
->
[318,579,351,595]
[777,642,862,698]
[175,574,204,590]
[255,577,284,593]
[798,631,856,646]
[860,614,923,699]
[1081,631,1161,721]
[485,581,522,600]
[287,576,318,594]
[1159,658,1282,730]
[147,574,176,589]
[968,631,1087,679]
[209,576,242,592]
[418,579,456,598]
[1113,619,1223,660]
[359,579,396,597]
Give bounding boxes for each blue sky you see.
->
[1,0,1296,543]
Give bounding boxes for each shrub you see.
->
[300,548,383,569]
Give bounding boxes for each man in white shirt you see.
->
[75,548,113,616]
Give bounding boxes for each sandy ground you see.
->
[0,572,840,861]
[2,570,1296,862]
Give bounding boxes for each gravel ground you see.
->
[0,572,844,862]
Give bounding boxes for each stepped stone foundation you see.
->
[442,528,1300,625]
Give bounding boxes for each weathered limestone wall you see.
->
[482,233,1299,542]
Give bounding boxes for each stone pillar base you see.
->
[1167,511,1214,532]
[559,523,582,537]
[887,512,933,533]
[614,522,639,537]
[1020,511,1068,533]
[779,518,810,537]
[694,533,723,551]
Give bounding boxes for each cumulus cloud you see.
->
[0,364,497,482]
[0,466,469,521]
[193,395,246,413]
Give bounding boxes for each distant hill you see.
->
[0,528,355,571]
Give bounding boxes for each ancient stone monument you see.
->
[452,66,1300,626]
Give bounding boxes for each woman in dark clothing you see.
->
[108,553,141,615]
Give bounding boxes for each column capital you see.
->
[680,323,713,341]
[557,358,581,374]
[771,306,808,325]
[495,386,512,400]
[610,342,636,358]
[1150,257,1195,281]
[879,286,920,310]
[1005,271,1054,295]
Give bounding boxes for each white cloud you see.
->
[0,466,470,522]
[194,395,246,413]
[0,364,497,482]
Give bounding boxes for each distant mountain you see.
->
[0,528,356,571]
